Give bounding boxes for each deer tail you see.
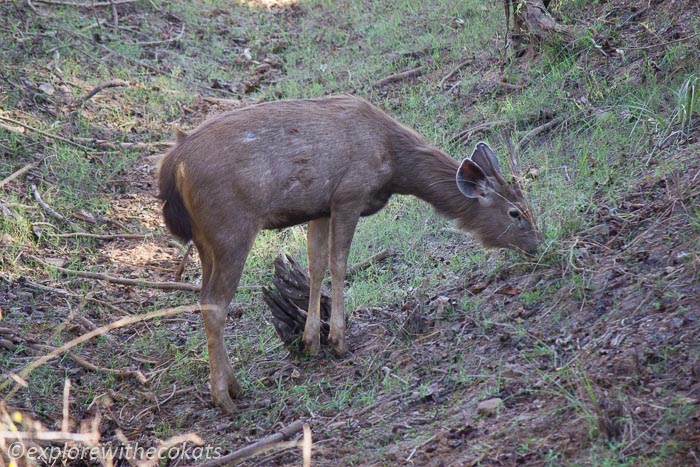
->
[157,136,193,243]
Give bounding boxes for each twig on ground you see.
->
[18,276,128,316]
[138,23,185,46]
[0,162,36,190]
[33,0,137,6]
[450,120,508,144]
[32,343,148,384]
[0,303,212,397]
[394,45,448,60]
[197,421,306,467]
[625,32,699,50]
[439,58,472,89]
[406,433,438,462]
[373,66,423,88]
[110,0,119,29]
[302,423,312,467]
[0,428,99,444]
[175,243,194,281]
[26,254,204,292]
[18,276,74,297]
[31,184,80,230]
[0,121,26,134]
[74,79,129,107]
[73,137,174,150]
[495,79,529,91]
[55,231,146,240]
[347,249,396,277]
[72,312,117,343]
[0,116,91,150]
[350,392,408,419]
[518,116,564,146]
[202,96,261,108]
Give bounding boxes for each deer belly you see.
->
[361,191,392,217]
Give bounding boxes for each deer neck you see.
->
[392,145,477,220]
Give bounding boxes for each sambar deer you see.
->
[158,95,541,414]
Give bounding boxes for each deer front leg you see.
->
[328,209,360,356]
[303,217,330,356]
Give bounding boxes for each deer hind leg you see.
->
[196,225,257,415]
[328,208,360,356]
[303,217,330,356]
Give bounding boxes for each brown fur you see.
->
[157,95,540,414]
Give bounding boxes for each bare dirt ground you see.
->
[1,0,699,465]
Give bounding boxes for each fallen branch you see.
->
[302,423,312,467]
[32,343,148,384]
[518,116,564,146]
[0,303,212,397]
[0,121,26,134]
[373,66,423,88]
[18,276,128,317]
[197,420,306,467]
[450,120,508,144]
[393,45,448,61]
[26,253,258,292]
[72,313,118,343]
[350,391,409,419]
[33,0,138,6]
[0,429,99,444]
[625,32,699,50]
[31,183,80,230]
[75,79,129,107]
[439,58,472,89]
[54,231,147,240]
[110,0,119,29]
[73,137,174,150]
[495,79,529,91]
[0,162,36,190]
[138,24,185,47]
[27,254,202,292]
[347,249,396,277]
[0,116,91,151]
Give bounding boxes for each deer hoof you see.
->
[210,372,242,415]
[329,337,348,357]
[303,336,321,356]
[212,389,237,415]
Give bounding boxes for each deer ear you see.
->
[174,127,188,144]
[456,159,490,199]
[470,141,501,176]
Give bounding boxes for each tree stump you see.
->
[262,254,331,350]
[505,0,578,58]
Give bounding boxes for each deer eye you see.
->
[508,208,520,219]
